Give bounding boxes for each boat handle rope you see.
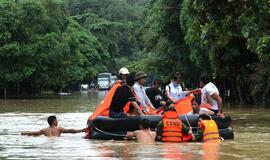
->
[93,126,232,137]
[94,127,127,137]
[184,115,192,128]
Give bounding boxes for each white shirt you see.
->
[133,82,153,109]
[187,107,212,115]
[165,82,187,101]
[201,82,219,110]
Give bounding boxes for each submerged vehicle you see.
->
[97,78,110,90]
[110,76,117,86]
[97,73,112,90]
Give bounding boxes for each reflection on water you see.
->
[0,94,270,160]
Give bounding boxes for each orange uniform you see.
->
[161,111,183,142]
[200,120,221,142]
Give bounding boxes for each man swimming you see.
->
[21,115,86,137]
[126,118,156,144]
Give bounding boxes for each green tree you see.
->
[140,0,199,84]
[0,0,107,95]
[180,0,270,103]
[66,0,148,72]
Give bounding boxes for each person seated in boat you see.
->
[21,115,86,137]
[145,79,166,109]
[156,107,192,142]
[109,73,144,118]
[165,72,200,104]
[187,96,215,116]
[191,114,221,142]
[199,75,224,118]
[126,118,156,144]
[133,71,157,114]
[118,67,130,85]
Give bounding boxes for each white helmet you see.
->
[119,67,130,75]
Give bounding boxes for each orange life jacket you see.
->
[89,81,122,120]
[123,89,142,114]
[200,120,220,142]
[162,111,183,142]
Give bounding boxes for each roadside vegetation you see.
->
[0,0,269,104]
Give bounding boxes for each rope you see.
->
[184,114,192,127]
[94,127,127,137]
[182,126,231,131]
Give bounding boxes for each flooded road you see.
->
[0,91,270,160]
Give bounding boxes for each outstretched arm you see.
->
[126,131,136,139]
[60,128,86,134]
[186,88,201,95]
[21,129,44,136]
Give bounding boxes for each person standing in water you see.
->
[21,116,86,137]
[126,118,156,144]
[191,114,221,142]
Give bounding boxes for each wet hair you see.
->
[126,73,135,86]
[47,116,57,126]
[198,114,211,120]
[163,106,177,112]
[140,118,150,129]
[200,75,211,85]
[192,96,201,105]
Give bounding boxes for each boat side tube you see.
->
[89,127,234,140]
[88,115,232,132]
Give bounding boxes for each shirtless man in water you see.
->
[21,115,86,137]
[126,118,156,144]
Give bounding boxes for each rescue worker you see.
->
[192,114,221,142]
[156,107,191,142]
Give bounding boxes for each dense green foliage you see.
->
[180,0,270,103]
[0,0,107,95]
[0,0,269,103]
[66,0,147,71]
[140,0,200,84]
[142,0,270,103]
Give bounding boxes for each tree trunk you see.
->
[236,81,244,104]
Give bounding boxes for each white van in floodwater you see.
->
[97,77,110,90]
[97,73,112,90]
